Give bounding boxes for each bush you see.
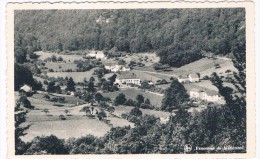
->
[59,115,66,120]
[130,107,142,117]
[25,135,68,154]
[43,94,50,100]
[107,106,115,113]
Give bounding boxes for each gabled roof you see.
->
[20,84,32,93]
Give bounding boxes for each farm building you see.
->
[188,73,200,82]
[189,88,224,102]
[178,73,200,83]
[105,64,131,73]
[19,84,33,96]
[114,72,141,88]
[87,51,105,59]
[177,76,190,83]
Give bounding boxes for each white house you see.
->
[105,64,131,73]
[177,76,190,83]
[114,72,141,88]
[190,88,223,102]
[188,73,200,82]
[121,66,131,72]
[19,84,33,96]
[178,73,200,83]
[87,51,105,59]
[105,64,121,72]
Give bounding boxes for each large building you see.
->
[189,88,224,103]
[86,51,105,59]
[114,72,141,88]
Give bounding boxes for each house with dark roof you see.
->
[114,72,141,88]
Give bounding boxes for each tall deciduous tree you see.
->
[114,93,127,106]
[161,79,189,112]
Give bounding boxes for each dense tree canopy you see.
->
[14,9,245,67]
[14,63,34,91]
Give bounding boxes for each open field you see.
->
[45,62,77,72]
[137,57,237,77]
[16,92,85,110]
[33,76,45,83]
[183,80,219,92]
[19,96,133,142]
[21,118,110,142]
[46,70,95,83]
[35,51,84,62]
[133,70,171,83]
[102,88,163,107]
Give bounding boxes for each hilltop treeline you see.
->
[14,9,245,67]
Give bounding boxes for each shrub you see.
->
[59,115,66,120]
[25,135,68,154]
[43,94,50,100]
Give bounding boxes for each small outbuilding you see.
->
[19,84,33,96]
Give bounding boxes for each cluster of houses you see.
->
[189,88,224,103]
[177,73,224,103]
[105,63,131,73]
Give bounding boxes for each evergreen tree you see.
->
[136,94,145,106]
[66,77,76,92]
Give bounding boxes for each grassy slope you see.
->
[137,57,236,77]
[35,51,84,62]
[46,69,95,83]
[45,62,77,72]
[102,88,163,107]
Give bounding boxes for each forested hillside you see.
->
[14,9,245,67]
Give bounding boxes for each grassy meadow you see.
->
[102,88,163,107]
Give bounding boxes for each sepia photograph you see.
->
[5,1,255,158]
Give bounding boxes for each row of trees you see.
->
[15,9,245,67]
